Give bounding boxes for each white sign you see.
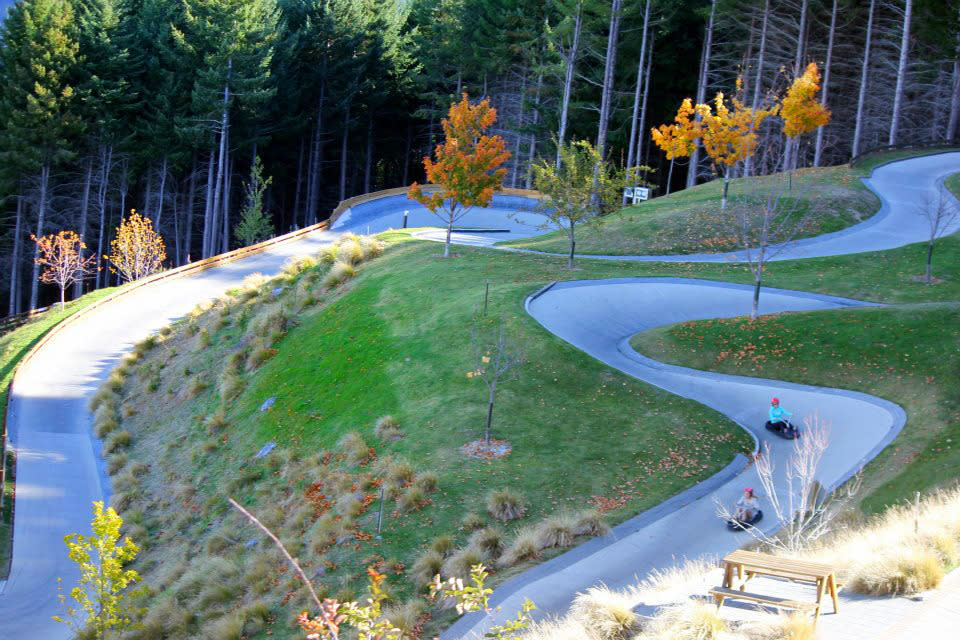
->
[624,187,650,204]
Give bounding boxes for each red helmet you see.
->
[771,397,780,405]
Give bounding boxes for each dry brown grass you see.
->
[535,513,578,549]
[374,415,404,442]
[323,260,356,288]
[411,549,444,587]
[442,545,488,579]
[498,527,541,567]
[569,586,640,640]
[487,488,527,522]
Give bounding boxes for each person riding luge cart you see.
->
[765,397,798,439]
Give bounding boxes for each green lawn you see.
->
[630,304,960,513]
[502,148,960,257]
[112,240,755,639]
[0,285,120,578]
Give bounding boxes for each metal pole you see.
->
[483,282,490,316]
[402,210,409,229]
[376,485,385,538]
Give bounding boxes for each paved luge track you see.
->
[0,153,956,639]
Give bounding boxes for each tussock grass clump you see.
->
[498,527,541,567]
[414,471,439,493]
[383,457,415,488]
[430,535,455,557]
[219,371,245,403]
[104,430,132,453]
[848,548,945,596]
[398,486,429,513]
[569,586,640,640]
[205,409,229,433]
[535,513,578,549]
[411,549,444,587]
[197,327,212,348]
[373,415,404,442]
[246,344,278,370]
[487,488,527,522]
[323,260,356,289]
[318,243,339,265]
[188,377,209,397]
[283,254,318,277]
[339,239,365,265]
[461,512,486,531]
[201,613,245,640]
[105,370,126,393]
[740,611,818,640]
[133,335,158,358]
[112,471,139,494]
[107,453,128,475]
[643,601,726,640]
[469,526,505,557]
[442,545,487,580]
[89,385,118,412]
[360,236,385,260]
[338,432,371,466]
[382,598,427,636]
[94,407,119,438]
[247,305,289,341]
[574,510,611,537]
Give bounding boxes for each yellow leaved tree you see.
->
[650,98,700,194]
[782,62,831,186]
[106,211,167,282]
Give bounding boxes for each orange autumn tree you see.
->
[31,231,97,309]
[650,98,699,194]
[695,89,778,209]
[409,94,511,257]
[106,211,167,282]
[782,62,831,184]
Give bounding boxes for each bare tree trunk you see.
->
[94,145,113,289]
[637,34,654,171]
[402,122,412,185]
[596,0,622,159]
[210,60,232,257]
[484,378,497,444]
[364,115,374,194]
[74,157,93,298]
[745,0,770,177]
[184,154,197,263]
[202,148,216,257]
[888,0,913,145]
[784,0,809,172]
[154,156,168,229]
[293,136,304,228]
[172,186,181,264]
[688,0,717,188]
[625,0,651,199]
[567,222,576,269]
[948,20,960,142]
[852,0,877,158]
[814,0,838,167]
[339,97,352,202]
[526,70,543,190]
[512,68,528,188]
[556,2,583,168]
[8,194,24,316]
[30,165,51,310]
[221,149,233,253]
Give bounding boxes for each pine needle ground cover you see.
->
[631,304,960,514]
[103,239,753,639]
[0,286,119,578]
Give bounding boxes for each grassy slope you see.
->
[502,148,959,257]
[115,241,753,639]
[0,286,120,578]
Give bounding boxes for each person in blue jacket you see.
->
[765,397,796,436]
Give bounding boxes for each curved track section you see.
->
[444,280,904,638]
[0,229,347,639]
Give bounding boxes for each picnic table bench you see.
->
[710,549,841,624]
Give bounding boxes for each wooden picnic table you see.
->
[712,549,840,624]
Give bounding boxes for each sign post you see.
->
[624,187,650,205]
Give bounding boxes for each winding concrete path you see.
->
[0,153,955,639]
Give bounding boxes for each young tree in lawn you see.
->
[651,98,700,196]
[31,231,97,309]
[468,317,524,446]
[54,501,143,640]
[728,180,822,320]
[920,185,960,284]
[695,89,778,210]
[234,155,274,247]
[408,94,511,258]
[716,415,861,553]
[531,139,636,268]
[781,63,831,186]
[106,211,167,282]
